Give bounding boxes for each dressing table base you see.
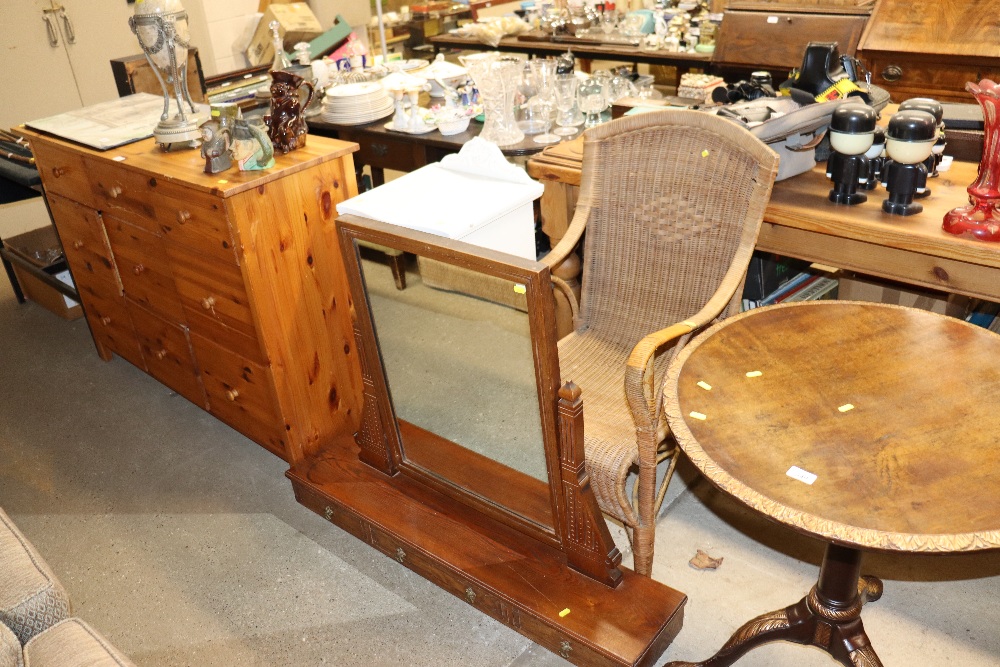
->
[287,433,687,667]
[666,544,883,667]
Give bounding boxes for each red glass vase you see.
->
[943,79,1000,241]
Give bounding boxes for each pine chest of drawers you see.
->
[25,130,364,463]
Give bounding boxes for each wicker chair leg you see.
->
[632,524,655,576]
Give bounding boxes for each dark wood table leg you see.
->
[666,543,883,667]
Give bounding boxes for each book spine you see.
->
[785,277,838,302]
[761,272,813,305]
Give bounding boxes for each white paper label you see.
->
[786,466,817,485]
[767,16,779,23]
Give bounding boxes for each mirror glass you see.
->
[359,245,552,526]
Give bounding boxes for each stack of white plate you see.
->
[320,82,394,125]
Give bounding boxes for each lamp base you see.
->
[154,115,204,150]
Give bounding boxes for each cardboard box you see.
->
[4,227,82,320]
[837,272,971,318]
[246,3,323,66]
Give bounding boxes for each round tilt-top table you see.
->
[662,301,1000,667]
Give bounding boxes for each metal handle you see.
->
[42,10,59,47]
[133,264,145,275]
[226,389,239,401]
[72,240,84,249]
[108,185,123,198]
[155,349,167,360]
[100,316,111,326]
[52,166,66,178]
[58,7,75,44]
[176,209,191,223]
[201,296,216,310]
[881,65,903,82]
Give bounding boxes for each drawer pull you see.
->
[52,167,66,178]
[108,185,123,198]
[201,296,216,310]
[881,65,903,82]
[100,316,112,326]
[226,389,239,401]
[133,263,145,275]
[73,240,85,249]
[177,209,191,223]
[154,349,168,360]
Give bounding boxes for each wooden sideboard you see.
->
[25,130,364,464]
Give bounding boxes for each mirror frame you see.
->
[337,214,622,587]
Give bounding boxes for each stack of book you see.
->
[741,252,838,311]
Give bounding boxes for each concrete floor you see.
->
[2,275,1000,666]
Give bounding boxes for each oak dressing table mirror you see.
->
[287,214,687,667]
[338,214,615,562]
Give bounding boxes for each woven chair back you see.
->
[576,111,777,347]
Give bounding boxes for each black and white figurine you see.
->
[899,98,945,197]
[881,110,937,216]
[861,126,886,191]
[826,103,878,205]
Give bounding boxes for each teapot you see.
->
[264,69,315,153]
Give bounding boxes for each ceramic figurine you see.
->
[199,103,238,174]
[881,110,938,216]
[899,98,945,197]
[826,103,877,205]
[231,117,275,171]
[861,126,886,191]
[264,69,314,153]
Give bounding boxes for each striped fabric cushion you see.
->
[0,622,23,667]
[23,619,134,667]
[0,510,71,644]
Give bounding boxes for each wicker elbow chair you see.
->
[543,110,779,577]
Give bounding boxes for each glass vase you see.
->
[460,52,524,147]
[943,79,1000,241]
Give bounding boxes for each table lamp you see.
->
[129,0,202,149]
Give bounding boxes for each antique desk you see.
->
[663,300,1000,666]
[309,116,549,188]
[527,138,1000,304]
[24,130,364,464]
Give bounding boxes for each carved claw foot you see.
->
[663,606,800,667]
[858,575,883,604]
[848,645,884,667]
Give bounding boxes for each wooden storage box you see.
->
[4,226,81,320]
[858,0,1000,103]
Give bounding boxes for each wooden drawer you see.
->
[77,280,145,370]
[862,54,1000,102]
[29,139,99,210]
[190,332,286,457]
[46,193,121,295]
[158,193,239,266]
[336,129,427,173]
[170,245,265,363]
[103,215,186,323]
[715,10,868,70]
[128,301,207,409]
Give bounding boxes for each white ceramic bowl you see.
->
[437,115,471,136]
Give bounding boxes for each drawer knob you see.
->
[133,263,145,275]
[154,349,167,360]
[73,240,85,249]
[100,316,112,326]
[177,209,191,223]
[881,65,903,82]
[201,296,216,310]
[226,389,239,401]
[109,185,123,198]
[52,167,66,178]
